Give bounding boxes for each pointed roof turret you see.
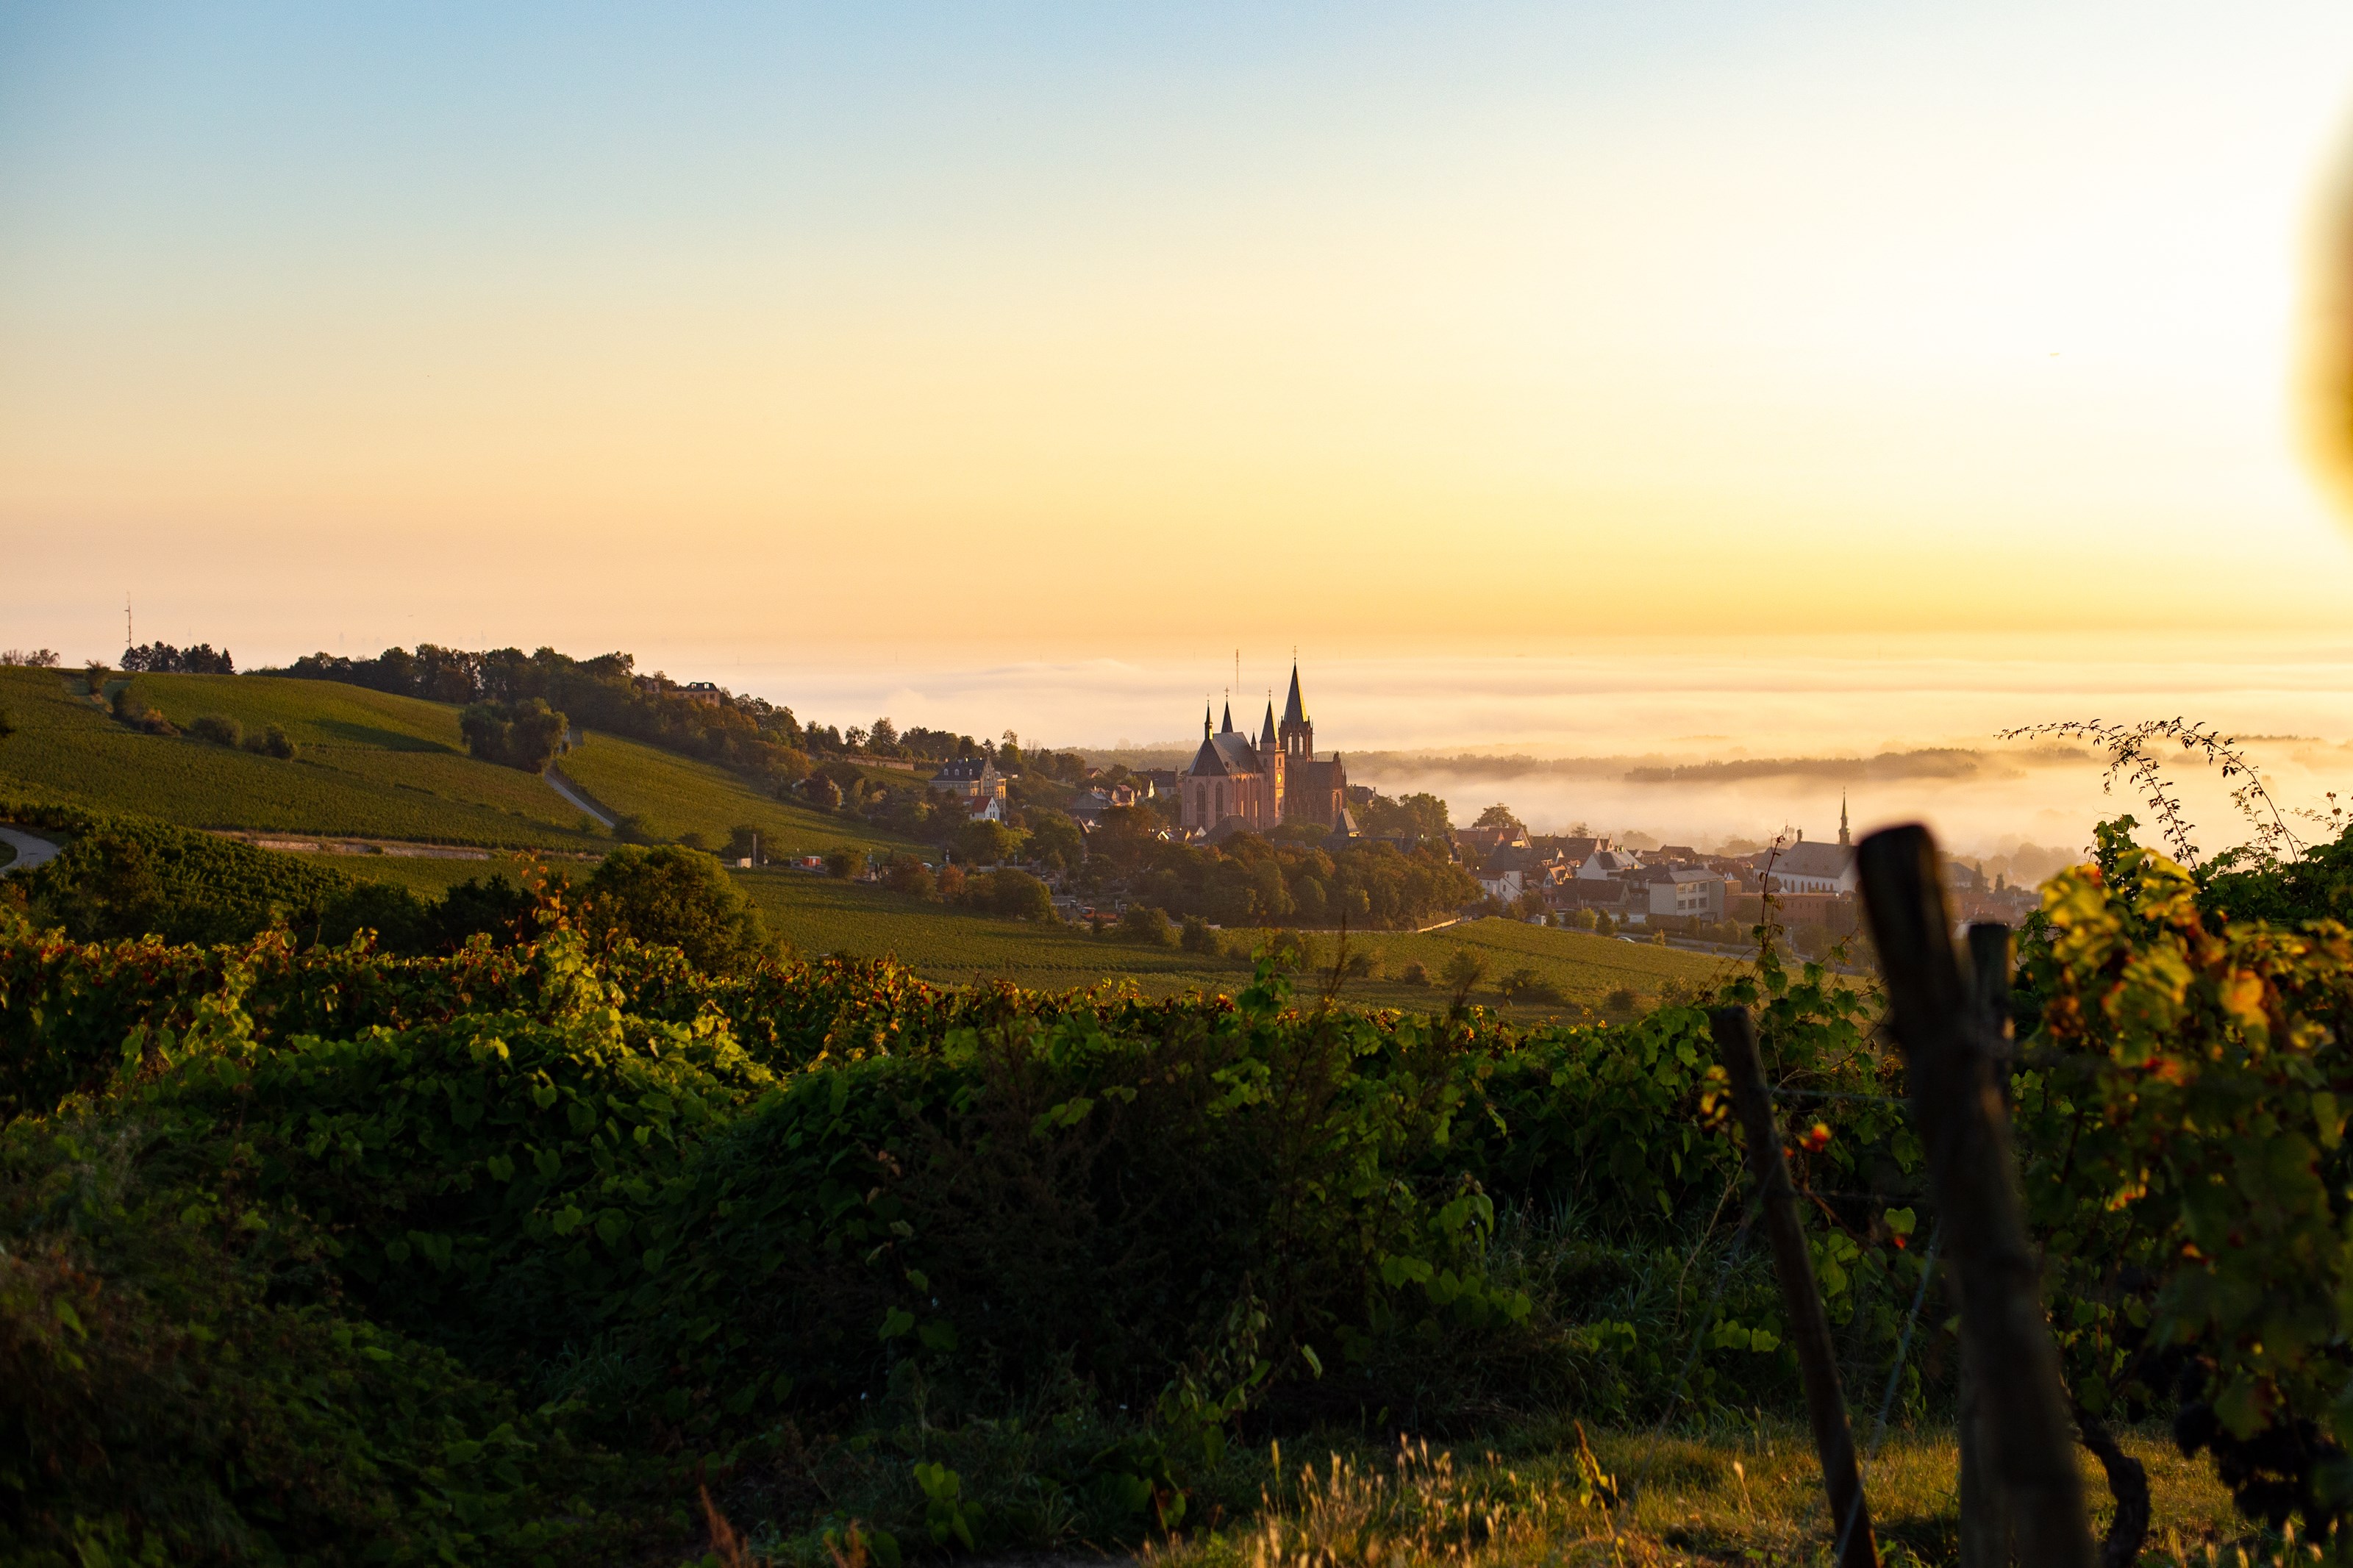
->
[1202,703,1213,741]
[1260,698,1277,748]
[1220,699,1234,734]
[1282,662,1307,725]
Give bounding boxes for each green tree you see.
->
[1024,809,1085,870]
[1473,804,1523,834]
[958,819,1025,866]
[583,845,773,973]
[459,698,568,773]
[824,846,861,879]
[989,867,1054,920]
[882,854,938,899]
[1121,904,1176,946]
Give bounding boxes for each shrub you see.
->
[803,776,844,811]
[1179,914,1216,953]
[583,844,775,973]
[241,722,296,759]
[188,713,243,748]
[882,854,938,899]
[824,845,861,880]
[1398,962,1431,987]
[1496,966,1563,1006]
[612,812,655,845]
[1602,986,1639,1015]
[1439,946,1488,1005]
[313,878,437,953]
[108,684,175,735]
[1121,905,1176,946]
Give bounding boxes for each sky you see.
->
[8,1,2353,778]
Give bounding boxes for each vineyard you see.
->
[2,812,2350,1562]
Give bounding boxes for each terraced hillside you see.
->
[0,666,603,848]
[0,666,926,864]
[554,735,919,862]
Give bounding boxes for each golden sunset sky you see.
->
[7,2,2353,692]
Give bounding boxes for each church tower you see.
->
[1278,661,1312,757]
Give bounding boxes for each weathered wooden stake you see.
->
[1711,1005,1879,1568]
[1958,922,2015,1568]
[1857,826,2094,1568]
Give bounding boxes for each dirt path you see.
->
[544,766,616,828]
[0,824,63,875]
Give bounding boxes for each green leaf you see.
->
[879,1307,915,1341]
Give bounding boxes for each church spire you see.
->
[1839,791,1850,847]
[1260,695,1277,749]
[1202,702,1212,741]
[1219,698,1234,734]
[1282,660,1306,726]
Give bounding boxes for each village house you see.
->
[1637,865,1727,920]
[929,756,1007,804]
[1577,849,1643,881]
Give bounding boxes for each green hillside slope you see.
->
[556,733,921,860]
[0,667,601,848]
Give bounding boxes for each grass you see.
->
[557,732,924,861]
[725,877,1728,1017]
[732,867,1253,995]
[0,667,604,849]
[273,848,549,898]
[1131,1420,2244,1568]
[1218,917,1733,1020]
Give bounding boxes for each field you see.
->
[556,731,924,861]
[732,867,1251,995]
[0,667,604,848]
[728,870,1725,1015]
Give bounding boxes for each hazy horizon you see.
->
[13,2,2353,656]
[12,4,2353,867]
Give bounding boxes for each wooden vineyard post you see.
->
[1958,922,2016,1568]
[1710,1006,1879,1568]
[1857,826,2093,1568]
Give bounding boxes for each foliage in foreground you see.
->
[0,888,1930,1564]
[24,810,2353,1561]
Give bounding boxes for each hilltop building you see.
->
[1179,662,1349,834]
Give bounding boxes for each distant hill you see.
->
[0,666,917,862]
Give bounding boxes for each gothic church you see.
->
[1179,662,1348,834]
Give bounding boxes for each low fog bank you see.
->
[1087,736,2353,876]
